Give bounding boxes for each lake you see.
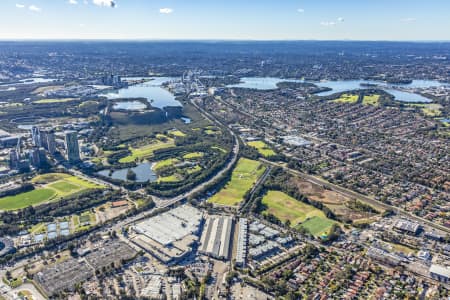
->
[101,77,181,109]
[227,77,449,103]
[97,162,157,183]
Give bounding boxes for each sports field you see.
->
[362,94,381,106]
[0,173,103,211]
[261,190,326,226]
[119,138,175,163]
[208,158,265,206]
[297,216,336,237]
[247,141,276,157]
[260,190,336,237]
[332,93,359,104]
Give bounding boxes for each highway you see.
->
[260,158,450,234]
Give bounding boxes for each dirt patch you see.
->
[293,178,348,205]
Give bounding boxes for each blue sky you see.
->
[1,0,449,40]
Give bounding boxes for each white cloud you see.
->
[297,8,304,13]
[159,8,173,14]
[92,0,116,7]
[15,4,25,8]
[320,21,336,27]
[401,17,416,22]
[69,0,78,4]
[29,5,41,12]
[337,17,344,22]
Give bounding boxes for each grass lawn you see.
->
[208,158,265,206]
[119,138,175,163]
[183,152,204,159]
[332,93,359,104]
[33,98,77,104]
[261,190,327,226]
[422,104,443,117]
[187,165,202,174]
[362,94,381,106]
[297,216,336,237]
[247,140,276,157]
[48,181,81,194]
[153,158,179,171]
[168,130,186,137]
[158,174,182,183]
[0,173,103,211]
[0,189,56,211]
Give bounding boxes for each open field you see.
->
[247,140,276,157]
[33,98,78,104]
[158,174,182,183]
[0,189,56,211]
[208,158,265,206]
[298,216,336,237]
[332,93,359,104]
[422,104,443,117]
[119,138,175,163]
[0,173,103,211]
[362,94,381,106]
[153,158,179,171]
[183,152,204,159]
[261,190,327,226]
[168,129,186,137]
[32,85,64,95]
[291,176,383,221]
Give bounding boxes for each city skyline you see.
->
[1,0,450,41]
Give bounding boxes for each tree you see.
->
[126,169,136,181]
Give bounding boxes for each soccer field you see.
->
[261,190,336,236]
[261,190,326,226]
[0,173,103,211]
[208,158,265,206]
[298,216,336,237]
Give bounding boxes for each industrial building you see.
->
[199,215,234,260]
[130,205,203,265]
[235,218,248,267]
[394,219,421,235]
[429,264,450,283]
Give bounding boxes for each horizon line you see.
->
[0,38,450,43]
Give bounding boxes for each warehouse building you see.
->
[199,215,234,260]
[393,219,421,235]
[429,264,450,283]
[130,205,203,265]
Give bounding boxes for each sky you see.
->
[1,0,449,41]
